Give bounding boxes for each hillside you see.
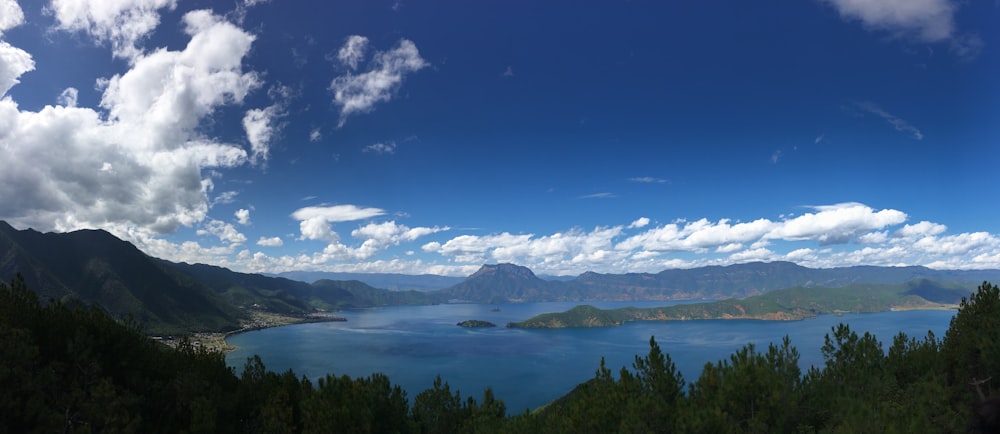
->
[271,270,464,291]
[437,263,569,303]
[436,261,1000,304]
[0,222,441,334]
[0,222,244,334]
[509,280,971,328]
[3,220,999,335]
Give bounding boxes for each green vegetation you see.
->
[510,282,969,328]
[457,320,496,328]
[2,275,999,432]
[509,305,631,328]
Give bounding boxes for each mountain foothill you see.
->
[1,220,999,335]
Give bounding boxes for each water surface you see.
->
[226,302,954,412]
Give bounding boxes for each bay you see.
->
[225,301,955,413]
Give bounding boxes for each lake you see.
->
[225,301,956,412]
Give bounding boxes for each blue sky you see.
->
[0,0,997,276]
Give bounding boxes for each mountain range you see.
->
[3,221,999,334]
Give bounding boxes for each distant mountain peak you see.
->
[468,263,538,280]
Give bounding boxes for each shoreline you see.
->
[156,311,347,353]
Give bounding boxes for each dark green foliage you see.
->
[4,276,1000,433]
[512,280,972,328]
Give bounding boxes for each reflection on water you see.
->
[226,301,954,412]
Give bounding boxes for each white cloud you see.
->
[895,220,947,238]
[0,41,32,97]
[0,0,24,36]
[292,204,385,223]
[364,141,396,155]
[57,87,78,107]
[628,177,669,184]
[822,0,981,59]
[48,0,178,60]
[329,38,428,126]
[242,104,282,164]
[424,226,627,275]
[629,217,650,229]
[769,203,907,245]
[235,208,250,225]
[821,0,955,42]
[337,35,368,70]
[854,101,923,140]
[0,10,259,236]
[351,221,448,258]
[257,236,283,247]
[580,192,615,199]
[309,127,322,142]
[913,232,997,256]
[197,219,246,244]
[730,247,775,262]
[857,231,889,244]
[291,205,385,242]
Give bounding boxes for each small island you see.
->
[457,320,497,328]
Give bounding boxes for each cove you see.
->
[225,301,955,412]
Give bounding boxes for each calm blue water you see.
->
[225,301,955,413]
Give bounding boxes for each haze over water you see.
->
[226,302,955,412]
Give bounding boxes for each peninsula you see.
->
[508,280,966,329]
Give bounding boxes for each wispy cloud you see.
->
[329,38,428,127]
[579,192,616,199]
[628,177,669,184]
[854,101,924,140]
[364,141,397,155]
[337,35,368,70]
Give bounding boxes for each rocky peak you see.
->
[468,263,539,280]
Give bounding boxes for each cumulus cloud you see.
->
[329,38,428,126]
[0,10,260,236]
[412,203,920,275]
[629,217,650,229]
[423,226,626,273]
[771,203,907,244]
[235,208,250,225]
[0,0,32,97]
[257,236,283,247]
[48,0,178,60]
[895,220,947,238]
[291,205,385,242]
[0,0,24,36]
[243,104,282,164]
[351,221,448,258]
[821,0,955,42]
[0,41,32,97]
[57,87,78,107]
[197,219,247,244]
[821,0,980,59]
